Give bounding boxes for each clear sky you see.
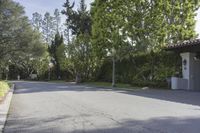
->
[13,0,93,16]
[14,0,200,38]
[13,0,93,24]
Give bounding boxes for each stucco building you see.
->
[167,39,200,91]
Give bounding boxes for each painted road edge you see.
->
[0,84,14,133]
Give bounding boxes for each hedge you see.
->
[95,51,181,88]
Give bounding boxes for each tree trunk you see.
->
[75,72,81,83]
[112,56,116,87]
[48,67,51,81]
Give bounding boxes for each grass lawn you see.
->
[45,80,140,90]
[26,80,69,83]
[84,82,140,90]
[37,80,142,91]
[0,81,10,97]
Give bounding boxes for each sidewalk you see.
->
[0,85,14,133]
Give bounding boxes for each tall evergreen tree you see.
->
[62,0,94,82]
[53,9,61,32]
[48,32,64,79]
[62,0,75,43]
[32,12,43,31]
[62,0,91,36]
[42,12,55,44]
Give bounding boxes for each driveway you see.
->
[4,81,200,133]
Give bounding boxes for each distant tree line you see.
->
[1,0,199,87]
[0,0,47,79]
[60,0,199,86]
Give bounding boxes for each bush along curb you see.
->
[0,84,15,133]
[0,85,13,104]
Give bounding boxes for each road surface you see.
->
[4,81,200,133]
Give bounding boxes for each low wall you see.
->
[171,77,188,90]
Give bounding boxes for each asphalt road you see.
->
[4,81,200,133]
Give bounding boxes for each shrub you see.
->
[131,81,168,88]
[0,81,10,97]
[95,51,181,88]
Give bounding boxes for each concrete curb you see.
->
[0,84,14,133]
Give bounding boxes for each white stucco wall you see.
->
[180,52,200,90]
[180,53,190,80]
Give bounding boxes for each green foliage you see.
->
[131,81,168,88]
[61,0,75,43]
[91,0,199,54]
[62,0,98,82]
[91,0,131,58]
[0,0,48,80]
[59,0,199,86]
[2,0,197,88]
[56,44,67,71]
[48,32,64,79]
[32,9,62,44]
[62,0,91,35]
[89,0,199,87]
[0,81,10,97]
[95,51,181,87]
[65,34,97,81]
[84,82,136,89]
[8,26,47,78]
[0,0,29,60]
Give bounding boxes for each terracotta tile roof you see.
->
[167,39,200,50]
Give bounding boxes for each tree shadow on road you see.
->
[4,115,200,133]
[13,81,200,107]
[13,81,113,93]
[119,89,200,106]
